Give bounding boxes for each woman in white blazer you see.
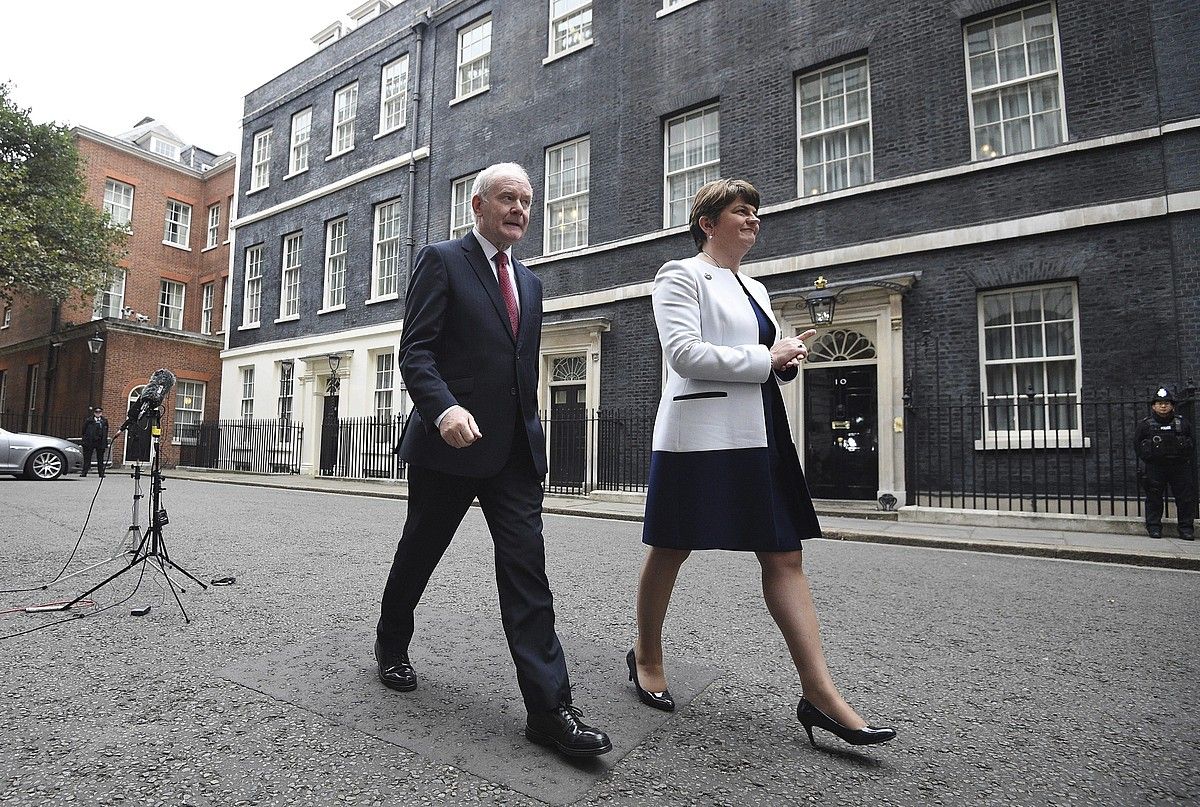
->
[627,179,895,748]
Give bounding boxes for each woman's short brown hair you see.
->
[688,178,761,250]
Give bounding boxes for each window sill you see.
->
[162,241,191,251]
[326,147,355,161]
[543,40,594,65]
[656,0,705,18]
[374,125,405,140]
[283,168,308,181]
[974,434,1092,450]
[202,243,220,253]
[237,323,261,331]
[274,315,300,324]
[247,186,267,196]
[450,87,489,107]
[318,304,347,315]
[365,293,400,305]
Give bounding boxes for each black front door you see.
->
[319,394,339,475]
[549,384,585,490]
[804,365,878,499]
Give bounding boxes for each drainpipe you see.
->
[403,11,430,274]
[41,303,61,433]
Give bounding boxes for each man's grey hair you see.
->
[471,162,531,201]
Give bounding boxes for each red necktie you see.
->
[495,252,520,338]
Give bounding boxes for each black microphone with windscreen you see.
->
[134,369,177,421]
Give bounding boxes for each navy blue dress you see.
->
[642,279,822,551]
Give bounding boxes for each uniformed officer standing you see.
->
[1135,388,1196,540]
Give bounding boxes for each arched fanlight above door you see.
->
[807,329,876,363]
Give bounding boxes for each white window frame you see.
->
[379,56,409,134]
[242,246,263,327]
[663,105,720,228]
[331,83,359,156]
[250,129,272,191]
[372,200,403,301]
[240,367,255,420]
[221,276,230,334]
[278,362,295,444]
[150,136,179,160]
[279,233,303,321]
[964,2,1068,161]
[373,351,395,424]
[172,380,205,445]
[93,269,126,320]
[455,17,492,100]
[548,0,593,59]
[450,173,478,239]
[158,280,186,330]
[103,179,134,227]
[544,136,590,254]
[977,282,1084,449]
[163,199,192,248]
[1,306,10,328]
[289,108,312,175]
[797,57,873,197]
[201,282,214,335]
[323,217,348,311]
[206,203,221,248]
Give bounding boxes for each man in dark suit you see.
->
[375,163,611,757]
[80,406,109,477]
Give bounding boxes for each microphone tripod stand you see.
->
[63,409,207,621]
[57,457,146,585]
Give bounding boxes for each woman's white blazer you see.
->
[652,256,794,453]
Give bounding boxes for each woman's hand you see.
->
[770,329,817,371]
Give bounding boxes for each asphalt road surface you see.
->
[1,476,1196,806]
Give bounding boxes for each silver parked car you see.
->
[0,427,85,480]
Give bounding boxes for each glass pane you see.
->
[1004,118,1032,153]
[1044,322,1074,356]
[849,154,870,186]
[845,89,869,123]
[847,124,870,156]
[823,96,845,128]
[1012,291,1040,322]
[970,54,998,89]
[1029,77,1060,112]
[998,45,1027,82]
[987,364,1015,396]
[802,138,822,166]
[1025,6,1055,40]
[802,166,823,195]
[844,61,867,91]
[1042,285,1073,320]
[825,159,848,191]
[983,295,1011,326]
[799,75,821,104]
[1031,111,1061,148]
[800,102,823,134]
[995,13,1024,48]
[1049,401,1077,430]
[977,123,1003,158]
[1014,324,1043,358]
[1028,38,1056,74]
[823,69,844,96]
[827,131,848,159]
[965,24,994,57]
[1045,360,1075,394]
[985,327,1012,360]
[1001,85,1030,118]
[973,94,1001,124]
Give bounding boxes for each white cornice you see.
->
[230,146,429,229]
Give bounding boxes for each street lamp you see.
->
[86,330,105,408]
[802,276,910,327]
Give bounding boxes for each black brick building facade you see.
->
[222,0,1198,511]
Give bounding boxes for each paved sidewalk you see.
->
[165,468,1200,570]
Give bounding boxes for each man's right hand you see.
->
[438,405,483,448]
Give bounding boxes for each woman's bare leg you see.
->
[633,546,690,692]
[757,550,864,728]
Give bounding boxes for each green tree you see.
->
[0,82,126,306]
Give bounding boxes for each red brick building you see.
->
[0,119,235,467]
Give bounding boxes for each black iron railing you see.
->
[175,418,304,474]
[542,407,654,495]
[322,415,408,479]
[0,412,82,440]
[905,387,1198,516]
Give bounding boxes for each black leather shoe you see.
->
[1181,530,1195,541]
[797,698,896,747]
[525,704,612,757]
[626,648,674,712]
[374,639,416,692]
[1148,529,1163,539]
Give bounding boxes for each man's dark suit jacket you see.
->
[397,231,547,478]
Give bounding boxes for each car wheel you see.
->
[25,449,65,480]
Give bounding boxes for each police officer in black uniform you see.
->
[1135,388,1195,540]
[80,406,109,478]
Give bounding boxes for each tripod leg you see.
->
[63,553,143,610]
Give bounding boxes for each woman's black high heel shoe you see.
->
[626,649,675,712]
[796,698,896,747]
